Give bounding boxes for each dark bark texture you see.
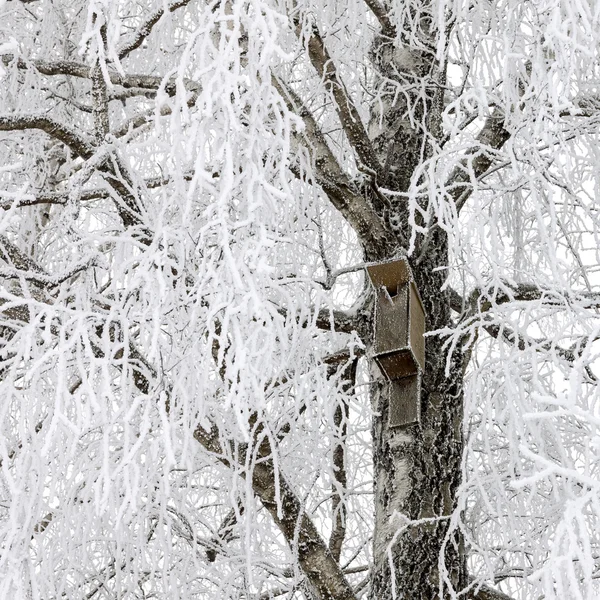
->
[364,3,468,598]
[369,232,466,599]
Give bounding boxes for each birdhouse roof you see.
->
[366,258,412,294]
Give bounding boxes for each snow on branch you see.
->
[288,5,380,177]
[0,114,94,159]
[116,0,194,61]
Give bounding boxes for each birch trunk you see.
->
[370,233,466,599]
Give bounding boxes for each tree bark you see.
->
[365,2,467,597]
[370,231,466,599]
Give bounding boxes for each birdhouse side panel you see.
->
[409,282,426,371]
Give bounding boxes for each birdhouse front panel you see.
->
[373,286,409,358]
[388,374,421,428]
[372,280,425,381]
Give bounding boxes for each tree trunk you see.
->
[370,228,466,599]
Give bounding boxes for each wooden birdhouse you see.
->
[366,258,425,427]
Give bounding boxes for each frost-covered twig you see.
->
[117,0,194,60]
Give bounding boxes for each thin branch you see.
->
[451,282,600,314]
[0,256,95,288]
[0,188,109,210]
[111,92,198,139]
[205,501,244,562]
[0,418,45,470]
[91,67,109,144]
[108,86,157,101]
[117,0,194,60]
[0,170,195,211]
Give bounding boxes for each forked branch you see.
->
[193,423,358,600]
[289,7,380,176]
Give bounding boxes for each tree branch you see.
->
[362,0,395,37]
[289,8,380,176]
[327,359,355,562]
[205,502,244,562]
[1,55,199,94]
[193,423,358,600]
[447,108,511,214]
[273,76,395,257]
[117,0,194,60]
[0,114,94,159]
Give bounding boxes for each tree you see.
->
[1,0,600,598]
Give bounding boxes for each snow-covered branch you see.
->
[193,422,359,600]
[116,0,194,60]
[288,6,380,177]
[0,114,94,158]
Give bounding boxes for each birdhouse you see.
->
[366,258,425,427]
